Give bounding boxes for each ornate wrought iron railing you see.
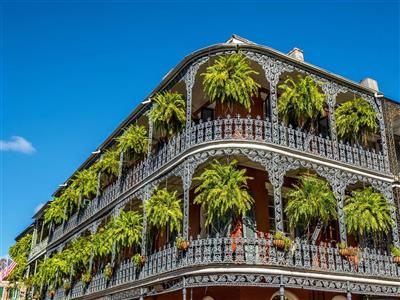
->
[28,237,48,261]
[46,236,399,300]
[48,116,389,245]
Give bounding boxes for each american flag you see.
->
[0,258,17,281]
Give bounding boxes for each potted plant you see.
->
[193,159,253,236]
[335,97,378,147]
[103,263,113,280]
[116,124,148,165]
[47,285,56,297]
[284,174,337,241]
[278,75,326,134]
[132,253,146,268]
[146,187,183,248]
[390,246,400,264]
[62,279,71,291]
[176,236,190,251]
[344,187,394,239]
[149,91,186,141]
[337,242,349,257]
[346,247,359,265]
[81,272,91,286]
[201,52,260,114]
[273,232,292,251]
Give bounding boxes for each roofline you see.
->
[15,223,34,241]
[48,40,398,206]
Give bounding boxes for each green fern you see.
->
[278,75,326,132]
[44,197,68,225]
[116,124,148,158]
[335,97,378,147]
[146,188,183,234]
[193,159,254,227]
[344,187,393,236]
[8,234,32,283]
[108,210,143,254]
[71,168,98,200]
[202,52,260,112]
[284,175,337,231]
[149,91,186,139]
[94,148,120,177]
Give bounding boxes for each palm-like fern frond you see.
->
[71,168,98,200]
[44,197,68,225]
[116,124,148,158]
[149,91,186,138]
[202,52,260,112]
[193,159,254,227]
[278,75,326,132]
[284,175,337,230]
[344,187,393,236]
[108,210,143,253]
[146,188,183,234]
[335,97,378,146]
[94,148,120,177]
[8,234,32,283]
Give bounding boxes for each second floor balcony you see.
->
[47,115,391,246]
[45,235,400,300]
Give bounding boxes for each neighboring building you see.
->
[17,35,400,300]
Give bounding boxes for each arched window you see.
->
[270,290,299,300]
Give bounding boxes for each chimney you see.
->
[359,78,379,91]
[288,47,304,62]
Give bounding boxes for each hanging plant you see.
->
[278,75,326,133]
[390,246,400,264]
[202,52,260,113]
[284,174,337,237]
[193,159,253,233]
[272,231,292,251]
[71,168,98,201]
[8,234,32,283]
[107,210,143,255]
[132,253,146,268]
[103,263,113,280]
[62,279,71,291]
[81,272,91,286]
[146,188,183,234]
[149,91,186,139]
[44,197,68,225]
[344,187,393,237]
[175,236,190,251]
[94,148,120,178]
[335,97,378,147]
[116,124,148,162]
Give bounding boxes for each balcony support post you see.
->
[141,184,153,256]
[182,277,187,300]
[279,275,285,300]
[182,161,194,240]
[147,111,153,157]
[269,154,286,233]
[183,58,209,145]
[322,82,340,160]
[333,171,348,244]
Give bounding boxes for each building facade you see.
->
[16,35,400,300]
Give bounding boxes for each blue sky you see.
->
[1,1,399,256]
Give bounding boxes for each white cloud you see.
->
[34,203,45,214]
[0,136,36,154]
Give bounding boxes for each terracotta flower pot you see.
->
[273,239,285,249]
[339,248,349,257]
[48,290,55,297]
[178,240,190,251]
[393,256,400,264]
